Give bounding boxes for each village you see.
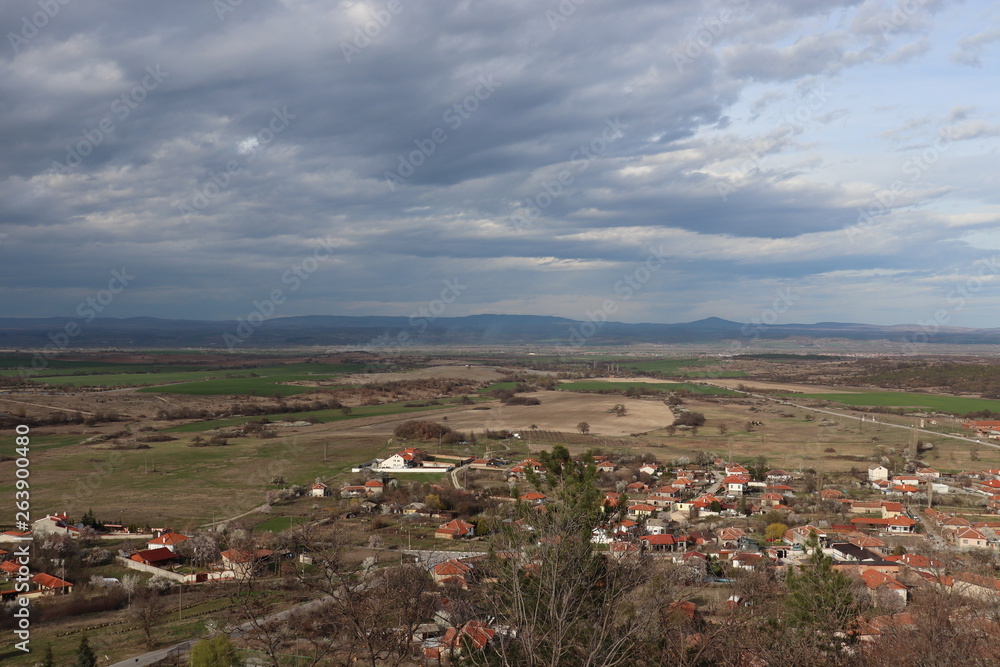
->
[7,429,1000,663]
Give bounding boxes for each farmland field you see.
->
[558,380,739,395]
[622,358,747,377]
[790,391,1000,414]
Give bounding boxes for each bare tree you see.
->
[129,590,167,648]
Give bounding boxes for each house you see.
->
[596,461,618,473]
[640,534,678,552]
[603,492,621,508]
[364,480,385,495]
[645,518,670,535]
[868,466,889,482]
[623,504,653,520]
[310,482,330,497]
[130,548,177,566]
[955,526,989,549]
[639,464,659,476]
[760,493,784,507]
[859,568,908,605]
[220,549,275,578]
[625,482,649,494]
[147,531,189,553]
[722,475,750,496]
[431,558,475,586]
[726,464,749,476]
[340,484,368,498]
[886,553,942,571]
[916,468,940,480]
[520,492,547,505]
[609,541,641,559]
[784,524,827,547]
[765,469,791,482]
[820,488,845,500]
[435,519,476,540]
[381,447,425,469]
[423,620,496,660]
[717,527,747,545]
[30,573,74,596]
[32,514,80,537]
[508,458,545,479]
[612,519,640,536]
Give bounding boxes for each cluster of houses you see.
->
[0,551,73,601]
[353,447,474,474]
[866,465,944,496]
[962,420,1000,439]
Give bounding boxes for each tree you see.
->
[129,590,167,647]
[75,635,97,667]
[190,635,242,667]
[673,411,706,427]
[476,461,661,666]
[784,534,863,655]
[717,423,728,436]
[612,404,627,417]
[764,523,788,541]
[40,644,54,667]
[577,421,590,435]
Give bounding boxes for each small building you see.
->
[435,519,476,540]
[30,573,74,596]
[130,548,177,566]
[147,531,189,553]
[310,482,330,497]
[868,466,889,482]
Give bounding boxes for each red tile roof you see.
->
[31,573,72,590]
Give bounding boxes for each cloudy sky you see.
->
[1,0,999,327]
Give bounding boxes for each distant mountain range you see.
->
[1,314,999,349]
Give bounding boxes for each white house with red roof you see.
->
[310,482,330,497]
[381,447,425,469]
[32,514,80,537]
[147,531,189,553]
[722,474,750,496]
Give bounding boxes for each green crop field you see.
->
[255,515,309,532]
[160,399,457,433]
[558,380,739,395]
[5,362,368,392]
[790,391,1000,414]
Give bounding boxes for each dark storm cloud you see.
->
[0,0,997,325]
